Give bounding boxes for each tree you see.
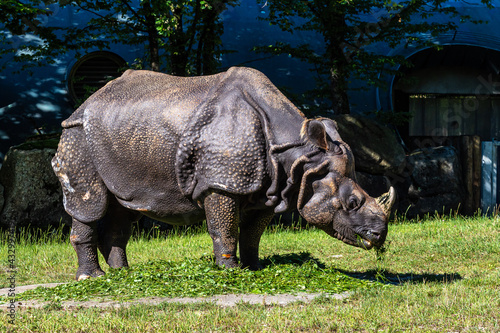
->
[0,0,65,70]
[0,0,237,75]
[256,0,492,115]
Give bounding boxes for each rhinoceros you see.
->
[52,66,395,280]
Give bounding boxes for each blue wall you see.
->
[0,0,321,160]
[0,4,143,160]
[1,0,500,161]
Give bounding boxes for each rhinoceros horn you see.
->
[375,186,397,216]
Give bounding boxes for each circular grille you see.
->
[68,51,126,105]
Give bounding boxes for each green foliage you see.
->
[2,220,68,245]
[12,254,376,302]
[0,0,238,75]
[256,0,493,115]
[0,1,66,72]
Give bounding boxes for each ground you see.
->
[0,283,348,309]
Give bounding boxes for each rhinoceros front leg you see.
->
[70,218,105,281]
[97,198,141,269]
[204,192,240,268]
[239,210,274,270]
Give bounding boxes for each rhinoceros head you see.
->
[274,118,396,250]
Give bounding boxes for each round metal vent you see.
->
[68,51,126,105]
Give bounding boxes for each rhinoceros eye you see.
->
[347,195,360,210]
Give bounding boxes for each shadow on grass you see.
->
[261,252,462,286]
[261,252,326,268]
[336,269,463,285]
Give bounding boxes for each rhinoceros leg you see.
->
[204,192,240,268]
[55,126,110,281]
[70,218,105,281]
[97,197,141,269]
[239,210,274,270]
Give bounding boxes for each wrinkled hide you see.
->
[53,67,395,280]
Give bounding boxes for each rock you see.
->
[0,139,71,228]
[333,115,406,176]
[355,171,391,198]
[397,146,465,218]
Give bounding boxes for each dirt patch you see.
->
[0,283,64,295]
[1,283,349,309]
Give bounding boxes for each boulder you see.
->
[0,136,71,228]
[355,171,392,198]
[333,115,406,176]
[397,146,465,218]
[0,183,4,214]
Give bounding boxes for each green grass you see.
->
[1,215,500,332]
[13,255,374,301]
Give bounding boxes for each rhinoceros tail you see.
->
[61,105,85,128]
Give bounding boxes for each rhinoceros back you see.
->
[69,68,269,219]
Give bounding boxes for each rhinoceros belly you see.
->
[82,110,204,223]
[87,117,205,223]
[92,130,204,223]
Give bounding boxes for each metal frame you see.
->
[481,140,500,213]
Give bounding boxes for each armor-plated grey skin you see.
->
[52,67,396,280]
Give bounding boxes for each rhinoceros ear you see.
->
[301,119,329,150]
[319,118,342,142]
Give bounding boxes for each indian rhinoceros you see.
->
[52,66,395,281]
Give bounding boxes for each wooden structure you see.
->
[406,135,481,215]
[409,95,500,139]
[392,45,500,214]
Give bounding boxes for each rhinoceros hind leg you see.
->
[97,197,141,269]
[53,126,108,223]
[239,210,274,270]
[204,192,240,268]
[70,218,105,281]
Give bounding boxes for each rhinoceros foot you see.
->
[76,268,105,281]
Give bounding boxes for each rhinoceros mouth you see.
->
[334,231,374,250]
[327,226,379,250]
[356,237,374,250]
[356,230,389,250]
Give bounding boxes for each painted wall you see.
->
[0,0,321,161]
[1,0,500,161]
[0,4,143,160]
